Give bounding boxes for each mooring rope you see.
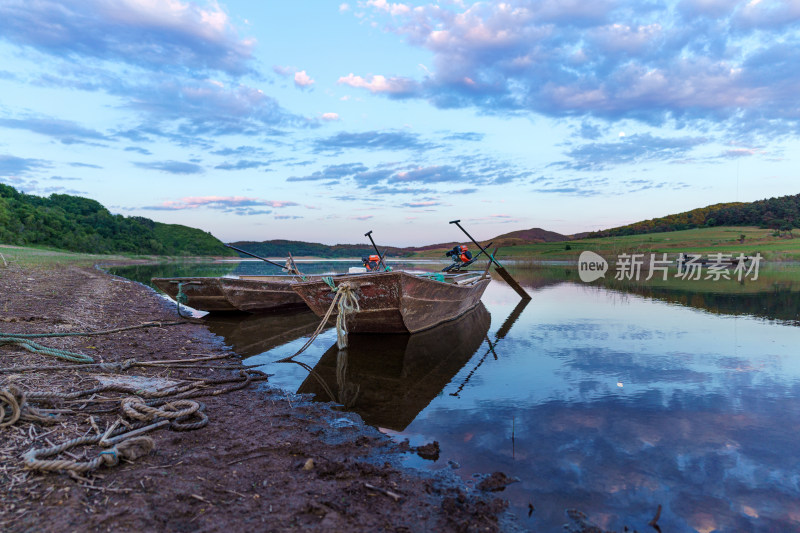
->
[2,368,268,426]
[0,337,94,363]
[0,386,60,428]
[0,321,186,339]
[0,321,189,365]
[122,397,199,421]
[121,397,209,431]
[0,352,237,374]
[22,397,208,473]
[23,435,156,474]
[143,369,268,408]
[275,281,359,363]
[175,282,193,318]
[334,283,360,349]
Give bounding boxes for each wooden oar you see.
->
[449,220,531,300]
[225,244,299,274]
[286,252,305,277]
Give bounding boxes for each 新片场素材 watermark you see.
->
[578,251,762,282]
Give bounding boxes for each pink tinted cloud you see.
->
[367,0,411,16]
[274,66,315,89]
[294,70,314,88]
[151,196,298,210]
[337,73,418,95]
[352,0,800,130]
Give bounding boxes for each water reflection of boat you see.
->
[151,275,314,313]
[291,271,490,333]
[449,297,529,397]
[296,303,491,431]
[204,309,328,356]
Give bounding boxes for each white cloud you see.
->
[367,0,410,16]
[350,0,800,134]
[0,0,255,75]
[294,70,314,88]
[337,73,418,95]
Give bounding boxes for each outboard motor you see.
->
[362,255,381,271]
[443,245,474,272]
[446,245,472,263]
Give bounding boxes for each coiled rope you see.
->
[23,434,155,474]
[1,369,267,429]
[0,386,60,428]
[22,397,208,474]
[122,397,209,431]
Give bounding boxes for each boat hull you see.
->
[151,275,316,313]
[291,271,490,333]
[151,277,238,312]
[218,277,308,313]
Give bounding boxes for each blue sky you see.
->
[1,0,799,246]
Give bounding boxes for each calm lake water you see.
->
[108,260,800,532]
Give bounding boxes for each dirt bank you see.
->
[0,264,512,532]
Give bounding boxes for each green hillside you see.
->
[0,184,235,256]
[441,226,800,261]
[590,193,800,237]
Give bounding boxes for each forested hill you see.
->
[0,184,235,256]
[590,193,800,238]
[230,239,415,259]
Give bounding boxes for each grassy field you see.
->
[0,244,197,270]
[412,226,800,262]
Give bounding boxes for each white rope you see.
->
[335,283,360,349]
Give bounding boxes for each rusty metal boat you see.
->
[151,274,316,313]
[151,276,238,312]
[217,276,310,313]
[290,271,490,334]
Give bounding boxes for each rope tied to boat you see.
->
[334,282,359,349]
[174,282,193,318]
[175,282,189,305]
[275,280,360,363]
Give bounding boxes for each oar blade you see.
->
[494,266,531,300]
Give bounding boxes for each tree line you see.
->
[589,193,800,237]
[0,184,235,256]
[229,239,415,259]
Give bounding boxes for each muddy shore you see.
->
[0,263,513,532]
